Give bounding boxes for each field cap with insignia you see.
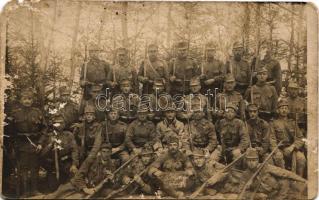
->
[245,148,259,159]
[20,88,34,98]
[100,143,112,150]
[205,41,217,50]
[247,103,258,111]
[224,73,235,83]
[84,104,96,113]
[226,102,238,112]
[256,67,268,74]
[120,79,131,87]
[59,86,70,96]
[137,104,149,113]
[288,81,300,89]
[190,77,201,86]
[176,40,188,50]
[154,78,165,86]
[278,98,289,108]
[232,41,243,49]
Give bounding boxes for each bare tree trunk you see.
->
[97,3,108,47]
[68,2,82,91]
[288,3,295,71]
[166,4,172,48]
[121,2,129,48]
[254,3,262,72]
[243,3,250,54]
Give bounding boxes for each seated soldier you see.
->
[44,143,117,199]
[148,134,195,198]
[40,113,79,192]
[102,107,129,163]
[125,105,157,155]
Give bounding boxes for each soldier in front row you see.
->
[138,44,169,94]
[270,99,306,177]
[11,89,46,197]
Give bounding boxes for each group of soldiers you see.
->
[4,40,307,199]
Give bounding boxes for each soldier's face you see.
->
[85,112,96,123]
[225,108,236,120]
[288,88,299,98]
[224,81,235,91]
[190,85,201,93]
[148,47,158,61]
[246,158,259,170]
[121,85,131,94]
[141,155,152,165]
[192,157,206,168]
[165,110,176,120]
[248,110,258,119]
[20,96,33,107]
[206,49,216,59]
[118,52,128,64]
[101,148,111,160]
[89,50,99,59]
[177,48,188,59]
[233,48,243,60]
[278,106,289,117]
[137,112,148,122]
[168,142,179,154]
[108,111,119,121]
[257,72,268,82]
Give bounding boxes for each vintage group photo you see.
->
[0,1,316,199]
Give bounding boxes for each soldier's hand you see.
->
[153,170,163,178]
[36,144,42,153]
[70,165,78,174]
[82,187,96,195]
[283,145,295,157]
[169,76,176,82]
[112,147,121,154]
[123,176,131,185]
[133,175,143,184]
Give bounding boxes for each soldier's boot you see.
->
[296,151,306,177]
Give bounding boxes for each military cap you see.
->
[137,104,149,113]
[84,104,96,113]
[116,47,128,54]
[164,102,176,111]
[205,42,217,50]
[226,102,238,111]
[153,78,165,86]
[51,113,65,122]
[190,77,201,86]
[224,73,235,82]
[20,88,34,98]
[278,98,289,108]
[245,148,259,159]
[88,44,103,52]
[176,41,188,49]
[120,79,131,87]
[288,81,300,89]
[256,67,268,74]
[59,86,70,96]
[100,143,112,150]
[140,145,154,156]
[247,103,258,111]
[148,43,158,50]
[163,133,179,144]
[232,41,243,49]
[190,148,206,158]
[91,84,103,92]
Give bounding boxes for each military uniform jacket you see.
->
[103,120,127,149]
[168,57,200,93]
[217,118,250,152]
[269,118,304,150]
[147,93,172,121]
[247,117,271,154]
[216,91,245,119]
[106,63,139,93]
[194,161,225,186]
[260,58,282,95]
[57,101,79,128]
[138,59,169,93]
[80,58,110,85]
[178,93,212,120]
[155,118,184,150]
[125,120,156,151]
[226,58,251,86]
[245,82,278,113]
[73,121,103,162]
[184,118,218,152]
[200,59,225,91]
[111,93,140,121]
[287,96,307,124]
[11,106,46,152]
[40,130,79,167]
[71,155,117,190]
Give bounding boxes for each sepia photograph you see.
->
[0,1,317,199]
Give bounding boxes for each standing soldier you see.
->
[107,47,139,94]
[226,42,251,95]
[216,103,250,164]
[259,49,282,95]
[148,134,195,198]
[138,44,169,94]
[125,105,157,155]
[155,103,185,152]
[177,78,212,121]
[11,89,46,197]
[146,79,172,124]
[56,86,79,130]
[245,67,278,121]
[40,113,79,192]
[199,42,225,95]
[111,79,140,123]
[168,41,200,96]
[80,44,110,100]
[73,104,103,164]
[270,99,306,177]
[103,107,129,163]
[286,81,307,136]
[246,103,271,162]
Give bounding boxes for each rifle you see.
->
[189,152,247,198]
[83,44,90,99]
[237,141,283,200]
[291,113,298,173]
[85,153,139,199]
[53,130,60,181]
[187,117,194,152]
